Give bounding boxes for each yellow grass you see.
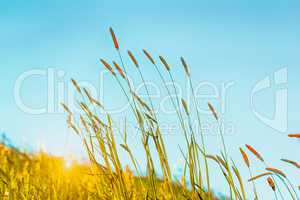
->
[1,27,300,200]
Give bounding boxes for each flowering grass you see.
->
[1,27,299,200]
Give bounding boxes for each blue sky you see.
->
[1,0,300,198]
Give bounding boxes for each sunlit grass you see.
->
[1,28,299,200]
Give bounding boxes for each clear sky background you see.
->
[1,0,300,198]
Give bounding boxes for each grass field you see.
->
[1,28,299,200]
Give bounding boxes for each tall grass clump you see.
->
[58,27,299,199]
[1,27,300,200]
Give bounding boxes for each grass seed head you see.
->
[100,59,116,76]
[127,50,139,68]
[143,49,155,64]
[113,61,126,79]
[281,158,300,169]
[239,147,250,168]
[267,177,275,191]
[180,57,190,76]
[71,78,82,94]
[266,167,286,178]
[159,56,170,71]
[181,98,189,115]
[61,103,72,115]
[207,102,218,121]
[245,144,264,162]
[83,88,93,103]
[288,134,300,138]
[109,27,119,50]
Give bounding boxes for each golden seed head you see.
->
[181,98,189,115]
[71,78,82,93]
[61,103,72,115]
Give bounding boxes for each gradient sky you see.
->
[1,0,300,198]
